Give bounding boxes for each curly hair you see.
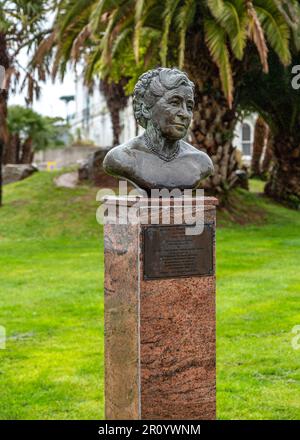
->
[132,67,194,129]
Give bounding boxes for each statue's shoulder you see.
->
[180,140,214,174]
[103,137,142,176]
[180,140,203,156]
[179,140,197,154]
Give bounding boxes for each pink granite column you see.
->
[104,196,217,420]
[104,222,140,419]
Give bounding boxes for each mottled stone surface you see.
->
[104,197,217,420]
[104,223,140,419]
[140,275,215,420]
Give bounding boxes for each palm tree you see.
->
[48,0,295,197]
[100,78,129,146]
[239,50,300,208]
[0,0,51,205]
[0,18,11,206]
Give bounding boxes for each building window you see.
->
[242,123,252,156]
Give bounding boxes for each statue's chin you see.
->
[146,121,187,141]
[164,134,185,142]
[163,127,188,141]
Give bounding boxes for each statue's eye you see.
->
[170,98,180,105]
[187,102,194,111]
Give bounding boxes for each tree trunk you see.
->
[3,133,19,164]
[261,129,273,175]
[16,133,21,163]
[251,116,268,177]
[20,137,33,164]
[190,87,240,194]
[0,32,10,206]
[184,32,246,200]
[0,139,3,205]
[265,135,300,208]
[100,78,129,146]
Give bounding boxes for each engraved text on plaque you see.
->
[143,224,214,279]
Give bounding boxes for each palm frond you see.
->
[246,0,268,72]
[176,0,196,69]
[71,24,91,62]
[204,18,233,108]
[111,28,131,57]
[51,45,69,81]
[273,0,300,29]
[254,0,291,65]
[52,2,94,80]
[144,32,161,68]
[84,45,103,85]
[160,0,180,66]
[274,0,300,50]
[208,0,248,60]
[134,0,145,63]
[31,31,56,66]
[99,9,118,66]
[207,0,225,18]
[223,1,248,59]
[59,0,94,35]
[89,0,108,34]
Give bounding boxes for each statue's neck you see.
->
[144,122,179,161]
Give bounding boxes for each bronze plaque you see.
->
[143,224,214,279]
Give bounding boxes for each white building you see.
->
[233,114,257,166]
[70,78,137,147]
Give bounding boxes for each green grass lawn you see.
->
[0,172,299,419]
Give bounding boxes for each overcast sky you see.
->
[9,67,76,120]
[8,8,77,121]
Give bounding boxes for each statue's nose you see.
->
[178,108,190,122]
[177,103,190,121]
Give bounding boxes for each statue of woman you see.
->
[103,67,214,194]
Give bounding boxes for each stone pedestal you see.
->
[104,196,217,420]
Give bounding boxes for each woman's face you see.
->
[149,84,194,140]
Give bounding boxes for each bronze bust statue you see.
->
[103,68,214,194]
